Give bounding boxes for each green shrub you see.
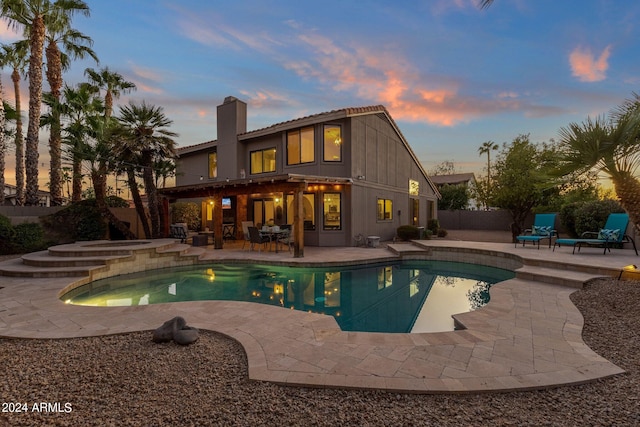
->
[574,199,624,237]
[105,195,130,208]
[559,202,585,238]
[41,200,107,242]
[437,228,448,238]
[171,202,201,231]
[427,219,440,234]
[397,225,420,240]
[422,229,433,240]
[13,222,47,253]
[0,214,16,254]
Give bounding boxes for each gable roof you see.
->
[176,104,439,196]
[430,173,476,186]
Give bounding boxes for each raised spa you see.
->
[62,260,514,333]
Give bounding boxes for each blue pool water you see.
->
[62,260,514,333]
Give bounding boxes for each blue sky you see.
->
[2,0,640,187]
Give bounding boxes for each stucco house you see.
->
[162,96,439,256]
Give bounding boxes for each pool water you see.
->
[62,260,514,333]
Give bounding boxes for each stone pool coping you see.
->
[0,238,635,393]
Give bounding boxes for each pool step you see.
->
[515,265,597,288]
[0,241,202,278]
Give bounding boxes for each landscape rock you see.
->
[152,316,198,345]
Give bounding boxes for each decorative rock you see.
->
[173,326,200,345]
[152,316,199,345]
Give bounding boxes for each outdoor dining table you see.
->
[260,227,287,253]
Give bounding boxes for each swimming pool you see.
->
[62,260,514,333]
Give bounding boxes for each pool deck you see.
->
[0,237,637,393]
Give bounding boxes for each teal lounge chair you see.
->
[515,213,557,249]
[553,213,638,255]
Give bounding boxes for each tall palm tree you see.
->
[479,0,494,9]
[0,41,28,205]
[1,0,91,205]
[116,102,177,238]
[0,75,5,205]
[44,2,96,206]
[84,67,136,120]
[558,95,640,233]
[478,140,498,187]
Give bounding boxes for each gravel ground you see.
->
[1,277,639,426]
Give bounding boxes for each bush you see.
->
[397,225,420,240]
[105,195,130,208]
[422,229,433,240]
[171,202,201,231]
[437,228,448,238]
[427,219,440,234]
[573,199,624,237]
[13,222,47,253]
[559,202,585,238]
[0,214,16,254]
[41,200,107,242]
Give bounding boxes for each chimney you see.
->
[216,96,247,179]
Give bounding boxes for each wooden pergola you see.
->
[160,174,352,258]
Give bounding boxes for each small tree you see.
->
[438,184,469,210]
[491,135,559,241]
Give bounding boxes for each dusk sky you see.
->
[2,0,640,188]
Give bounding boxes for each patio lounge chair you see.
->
[515,213,557,249]
[553,213,638,255]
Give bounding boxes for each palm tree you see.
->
[479,0,494,9]
[116,102,177,238]
[1,0,91,205]
[0,75,5,205]
[44,2,96,206]
[84,67,136,119]
[478,141,498,183]
[557,95,640,233]
[0,41,28,205]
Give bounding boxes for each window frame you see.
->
[208,151,217,179]
[323,124,342,162]
[377,198,393,221]
[322,192,342,230]
[250,147,277,174]
[287,126,315,165]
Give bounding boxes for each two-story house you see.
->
[161,96,439,256]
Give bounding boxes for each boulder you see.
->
[152,316,199,345]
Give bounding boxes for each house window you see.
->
[208,151,217,179]
[323,192,341,230]
[323,125,342,162]
[377,199,393,220]
[250,148,276,174]
[377,266,393,290]
[287,127,314,165]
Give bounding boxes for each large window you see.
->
[287,127,314,165]
[323,193,341,230]
[377,198,393,220]
[208,151,217,179]
[250,148,276,174]
[323,125,342,162]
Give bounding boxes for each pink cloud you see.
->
[284,32,529,126]
[569,45,611,82]
[0,18,22,41]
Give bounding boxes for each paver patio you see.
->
[0,237,636,393]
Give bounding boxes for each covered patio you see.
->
[160,174,353,257]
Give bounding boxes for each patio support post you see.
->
[213,193,223,249]
[293,185,304,258]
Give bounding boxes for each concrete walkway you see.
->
[0,238,636,393]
